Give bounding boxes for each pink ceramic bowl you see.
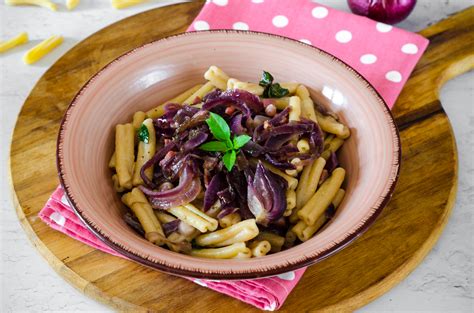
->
[57,31,400,279]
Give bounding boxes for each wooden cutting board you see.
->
[9,2,474,311]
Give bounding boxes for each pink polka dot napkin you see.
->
[39,1,428,311]
[189,0,429,108]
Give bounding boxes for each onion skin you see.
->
[348,0,416,24]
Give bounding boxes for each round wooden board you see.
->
[9,2,474,312]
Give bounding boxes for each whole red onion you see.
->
[348,0,417,24]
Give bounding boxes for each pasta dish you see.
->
[109,66,350,259]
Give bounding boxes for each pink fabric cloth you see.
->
[189,0,429,108]
[39,1,428,311]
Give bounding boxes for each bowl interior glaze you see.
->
[58,31,400,279]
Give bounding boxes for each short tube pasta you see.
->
[232,248,252,259]
[112,174,125,193]
[132,111,146,130]
[296,188,346,241]
[297,139,310,153]
[284,230,297,249]
[122,188,165,245]
[284,189,296,217]
[155,211,176,224]
[108,152,116,169]
[169,204,218,233]
[332,189,346,208]
[23,35,63,65]
[219,212,241,228]
[255,232,285,253]
[280,82,299,94]
[132,119,156,186]
[0,32,28,53]
[296,85,317,122]
[216,227,259,246]
[190,242,247,259]
[146,84,203,118]
[183,81,215,104]
[195,219,258,247]
[269,97,291,110]
[288,96,302,122]
[316,111,350,139]
[229,80,264,96]
[298,167,346,225]
[115,123,135,189]
[249,240,271,257]
[294,157,326,219]
[5,0,57,11]
[204,65,230,90]
[258,160,298,190]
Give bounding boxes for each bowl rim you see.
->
[56,29,401,280]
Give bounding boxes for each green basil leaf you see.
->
[233,134,251,149]
[222,150,236,171]
[267,83,290,98]
[138,124,149,144]
[259,70,274,87]
[199,141,228,152]
[206,112,231,142]
[226,138,234,149]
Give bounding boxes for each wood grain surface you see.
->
[9,2,473,312]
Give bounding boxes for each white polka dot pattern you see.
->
[276,271,296,281]
[401,43,418,54]
[386,70,402,82]
[335,30,352,43]
[360,54,377,64]
[212,0,228,6]
[50,212,66,226]
[376,22,393,33]
[193,20,210,31]
[233,22,249,30]
[311,6,328,19]
[60,194,69,206]
[272,15,289,28]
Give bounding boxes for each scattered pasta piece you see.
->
[112,0,148,9]
[5,0,57,11]
[66,0,79,10]
[23,35,63,65]
[0,32,28,53]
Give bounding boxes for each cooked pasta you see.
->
[298,168,346,226]
[111,66,350,258]
[249,240,271,257]
[132,118,156,186]
[190,242,247,259]
[115,123,135,189]
[146,84,203,118]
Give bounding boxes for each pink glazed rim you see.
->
[57,30,401,280]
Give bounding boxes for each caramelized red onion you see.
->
[139,161,201,210]
[246,162,287,226]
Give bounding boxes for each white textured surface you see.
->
[0,0,472,312]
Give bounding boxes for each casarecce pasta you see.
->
[110,66,350,258]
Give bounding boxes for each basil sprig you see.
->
[200,112,251,171]
[138,124,149,144]
[259,70,290,98]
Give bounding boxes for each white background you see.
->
[0,0,472,311]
